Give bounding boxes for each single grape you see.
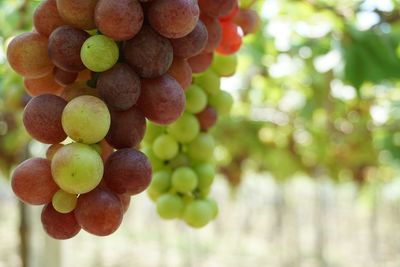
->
[156,193,185,219]
[56,0,98,30]
[48,26,90,72]
[24,70,63,96]
[167,113,200,143]
[41,204,81,240]
[185,85,208,114]
[143,122,165,144]
[46,143,64,161]
[147,0,199,39]
[219,1,239,21]
[188,53,213,73]
[51,143,103,194]
[200,15,222,53]
[147,170,172,199]
[171,167,198,193]
[97,63,141,111]
[103,149,152,195]
[194,163,215,190]
[234,9,260,35]
[205,198,218,219]
[11,158,59,205]
[33,0,65,37]
[142,147,166,172]
[195,69,220,96]
[216,21,243,55]
[152,134,179,160]
[208,90,233,116]
[75,187,123,236]
[171,20,208,59]
[183,199,213,228]
[198,0,236,18]
[95,0,143,41]
[7,32,54,79]
[196,106,218,131]
[23,94,67,144]
[52,189,78,213]
[53,67,78,87]
[124,26,173,78]
[80,35,119,72]
[167,58,192,90]
[62,95,110,144]
[187,133,215,162]
[137,75,185,125]
[211,53,238,77]
[106,106,146,149]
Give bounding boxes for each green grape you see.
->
[156,193,185,219]
[187,133,215,162]
[80,35,119,72]
[167,113,200,143]
[194,163,215,190]
[143,122,165,144]
[62,95,111,144]
[194,69,220,96]
[51,143,103,194]
[152,134,179,160]
[142,147,165,171]
[185,85,208,114]
[209,90,233,116]
[211,53,237,77]
[183,199,213,228]
[205,198,218,219]
[90,143,102,155]
[148,171,172,196]
[169,153,190,169]
[52,189,78,214]
[172,167,198,193]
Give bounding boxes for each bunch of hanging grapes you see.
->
[7,0,259,239]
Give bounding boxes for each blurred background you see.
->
[2,0,400,266]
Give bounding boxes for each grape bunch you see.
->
[6,0,258,239]
[143,1,259,227]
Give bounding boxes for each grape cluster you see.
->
[143,1,259,227]
[7,0,258,239]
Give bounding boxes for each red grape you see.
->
[11,158,59,205]
[97,63,141,111]
[200,15,222,53]
[75,187,123,236]
[106,106,146,149]
[33,0,65,37]
[124,26,173,78]
[188,53,213,73]
[95,0,143,41]
[24,70,63,96]
[167,57,192,90]
[137,75,185,124]
[196,106,218,131]
[41,204,81,240]
[234,9,260,35]
[23,94,67,144]
[104,149,152,195]
[216,21,242,55]
[56,0,98,30]
[171,20,208,59]
[198,0,236,18]
[53,67,78,87]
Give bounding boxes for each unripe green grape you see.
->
[183,199,213,228]
[141,147,165,171]
[209,90,233,116]
[211,53,237,77]
[148,170,172,195]
[194,163,215,190]
[152,134,179,160]
[187,133,215,162]
[185,85,208,114]
[52,189,78,214]
[80,35,119,72]
[195,69,220,96]
[143,122,165,144]
[51,143,103,194]
[167,113,200,143]
[62,95,111,144]
[156,193,185,219]
[205,198,218,219]
[172,167,198,193]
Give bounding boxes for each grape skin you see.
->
[23,94,67,144]
[167,58,192,90]
[171,20,208,59]
[53,67,78,87]
[12,158,59,205]
[41,204,81,240]
[103,149,152,195]
[7,32,54,79]
[196,106,218,131]
[188,53,214,73]
[56,0,98,30]
[33,0,65,37]
[74,187,123,236]
[24,70,63,96]
[198,0,236,18]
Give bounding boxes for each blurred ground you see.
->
[1,174,400,267]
